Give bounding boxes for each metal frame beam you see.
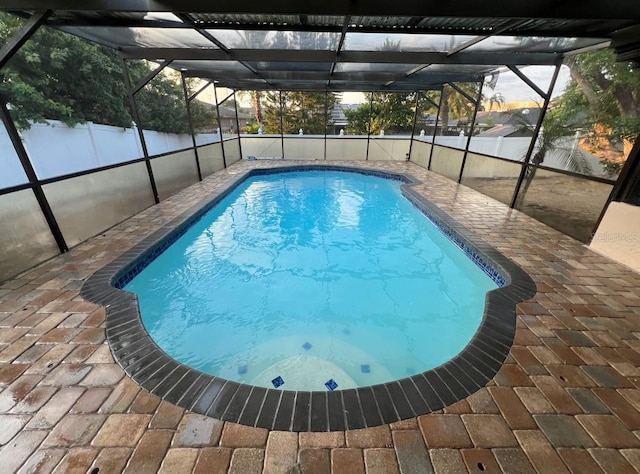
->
[509,62,562,208]
[181,73,202,181]
[183,70,481,83]
[279,91,285,158]
[329,15,350,81]
[188,81,212,102]
[407,91,421,161]
[233,90,243,159]
[38,17,630,39]
[507,65,548,100]
[446,82,478,105]
[365,91,374,160]
[0,99,68,253]
[120,48,560,66]
[428,91,445,170]
[132,59,173,95]
[458,79,485,182]
[120,56,160,203]
[174,12,271,84]
[0,10,51,70]
[447,19,527,57]
[611,135,640,203]
[421,96,439,110]
[323,90,329,160]
[174,13,231,53]
[3,1,639,19]
[209,82,446,92]
[213,82,227,168]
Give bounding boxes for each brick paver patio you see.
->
[1,159,640,473]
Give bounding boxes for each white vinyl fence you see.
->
[0,120,222,187]
[1,120,611,190]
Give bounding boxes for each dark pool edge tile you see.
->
[79,162,537,431]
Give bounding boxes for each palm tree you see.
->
[439,83,481,135]
[510,106,593,205]
[487,92,505,111]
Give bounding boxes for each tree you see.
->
[560,49,640,170]
[343,91,439,135]
[262,91,337,134]
[487,92,505,111]
[439,83,482,135]
[344,92,413,135]
[511,105,589,205]
[107,60,216,134]
[0,13,215,133]
[184,78,219,133]
[251,91,263,125]
[133,68,190,133]
[0,12,132,130]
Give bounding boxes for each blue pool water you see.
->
[125,170,498,391]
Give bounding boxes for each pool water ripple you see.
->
[125,171,497,391]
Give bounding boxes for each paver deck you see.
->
[1,159,640,473]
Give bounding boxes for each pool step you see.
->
[250,354,357,391]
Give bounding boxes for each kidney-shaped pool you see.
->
[82,165,536,431]
[127,170,499,391]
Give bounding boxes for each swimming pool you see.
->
[125,170,498,391]
[82,164,536,431]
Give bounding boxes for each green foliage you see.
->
[345,93,410,135]
[343,100,371,135]
[242,117,261,134]
[344,91,439,135]
[562,49,639,143]
[135,69,189,133]
[524,49,640,173]
[262,91,337,134]
[0,13,215,133]
[189,99,217,134]
[0,13,131,130]
[439,83,482,135]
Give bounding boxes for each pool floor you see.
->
[1,159,639,472]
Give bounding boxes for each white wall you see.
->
[0,119,222,187]
[1,119,612,190]
[419,135,609,178]
[590,202,640,274]
[0,130,28,188]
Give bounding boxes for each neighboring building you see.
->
[415,113,439,136]
[330,103,359,134]
[194,100,251,133]
[474,108,541,137]
[219,106,251,133]
[330,105,439,136]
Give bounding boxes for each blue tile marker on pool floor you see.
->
[272,376,284,388]
[325,379,338,391]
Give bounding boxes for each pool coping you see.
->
[81,164,536,432]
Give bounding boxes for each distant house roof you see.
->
[218,106,250,120]
[417,113,438,123]
[468,108,541,128]
[477,124,520,137]
[331,103,360,126]
[195,100,250,120]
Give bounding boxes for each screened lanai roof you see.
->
[2,1,640,91]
